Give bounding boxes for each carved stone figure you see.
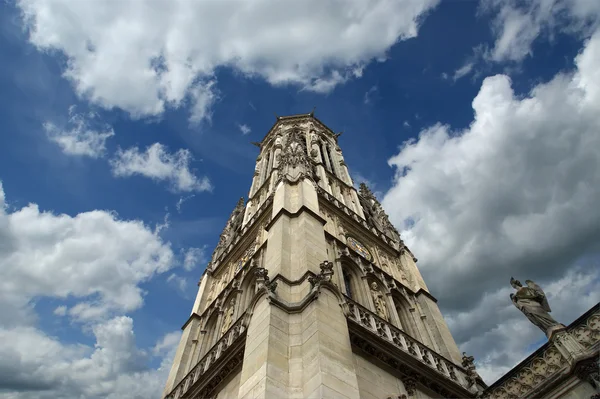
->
[371,282,389,320]
[510,278,562,335]
[220,298,235,334]
[461,352,482,388]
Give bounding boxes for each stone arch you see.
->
[239,265,258,314]
[200,311,219,357]
[366,275,392,321]
[391,292,420,340]
[339,259,367,306]
[219,290,240,336]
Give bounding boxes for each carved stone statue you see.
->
[510,277,562,336]
[220,298,235,334]
[370,282,389,320]
[461,352,482,388]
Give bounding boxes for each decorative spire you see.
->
[358,183,400,242]
[359,182,375,200]
[209,197,246,264]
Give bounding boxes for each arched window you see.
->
[343,268,353,299]
[200,312,219,356]
[392,295,419,340]
[325,144,337,177]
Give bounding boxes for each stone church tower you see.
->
[162,113,486,399]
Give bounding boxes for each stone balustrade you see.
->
[345,297,471,389]
[166,315,247,399]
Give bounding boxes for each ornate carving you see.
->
[402,376,417,396]
[359,182,400,242]
[370,282,389,320]
[462,352,483,389]
[220,298,235,335]
[510,278,562,336]
[210,197,245,264]
[574,357,600,389]
[255,267,277,293]
[483,342,569,399]
[278,128,314,183]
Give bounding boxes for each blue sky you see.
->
[1,0,599,397]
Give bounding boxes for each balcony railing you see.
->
[344,297,470,389]
[166,315,247,399]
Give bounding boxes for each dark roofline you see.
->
[484,302,599,391]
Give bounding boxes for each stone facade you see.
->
[162,114,486,399]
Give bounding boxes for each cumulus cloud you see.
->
[0,181,175,326]
[383,31,600,381]
[44,107,114,158]
[0,182,183,397]
[17,0,439,121]
[110,143,212,193]
[481,0,600,63]
[0,318,180,399]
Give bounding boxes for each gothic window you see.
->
[321,142,331,172]
[392,295,419,339]
[264,150,271,182]
[326,144,337,177]
[343,268,353,299]
[201,313,219,356]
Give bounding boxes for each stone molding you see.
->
[265,204,327,232]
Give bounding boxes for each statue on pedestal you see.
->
[510,277,562,336]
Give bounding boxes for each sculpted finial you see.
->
[510,277,563,336]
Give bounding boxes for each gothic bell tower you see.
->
[162,114,486,399]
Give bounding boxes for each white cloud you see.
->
[0,181,184,397]
[238,124,251,135]
[182,246,206,271]
[363,85,378,104]
[482,0,600,63]
[383,31,600,381]
[110,143,212,193]
[452,61,474,81]
[44,107,114,158]
[17,0,439,121]
[0,181,175,326]
[175,194,195,213]
[166,273,190,298]
[0,318,180,399]
[53,306,67,316]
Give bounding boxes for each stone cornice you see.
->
[181,312,201,331]
[415,288,438,304]
[265,204,327,232]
